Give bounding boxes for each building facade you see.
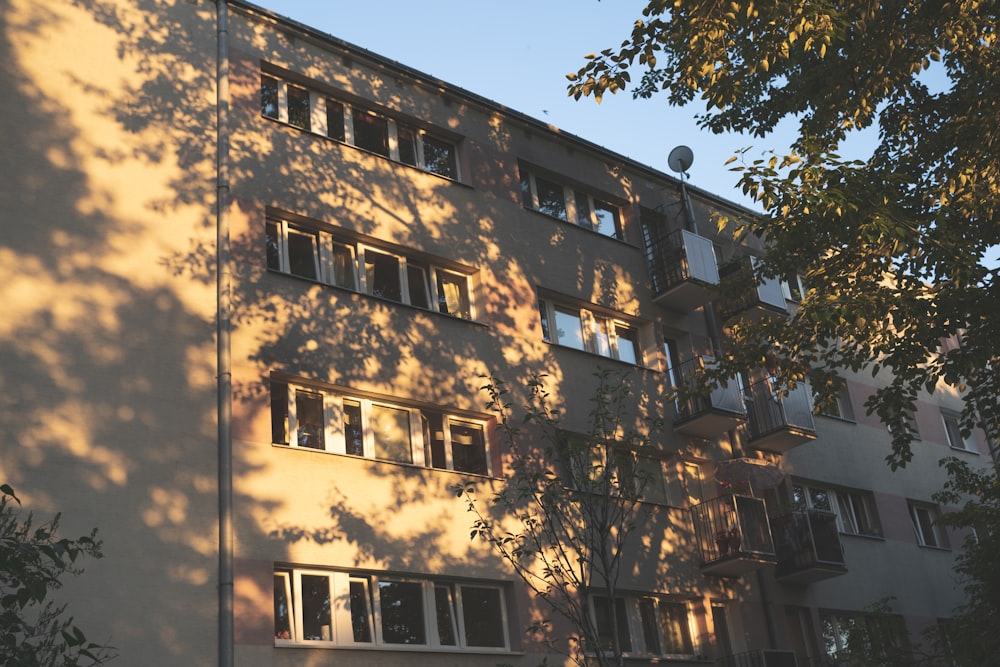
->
[1,1,986,666]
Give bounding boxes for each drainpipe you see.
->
[215,2,234,666]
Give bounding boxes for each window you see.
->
[811,376,855,421]
[886,409,920,439]
[260,71,460,179]
[792,482,882,537]
[557,435,665,503]
[274,568,509,651]
[909,502,949,548]
[519,167,623,238]
[270,379,492,476]
[941,410,976,452]
[266,217,477,320]
[590,595,696,658]
[781,273,808,302]
[821,611,909,664]
[538,296,644,365]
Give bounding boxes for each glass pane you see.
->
[575,191,593,229]
[635,456,666,504]
[344,400,364,456]
[353,111,389,156]
[295,391,324,449]
[378,580,426,644]
[371,404,412,463]
[615,326,639,365]
[638,598,661,655]
[301,574,332,641]
[594,200,620,238]
[287,84,311,130]
[594,319,612,358]
[436,271,470,318]
[270,380,288,445]
[809,487,832,511]
[554,307,585,351]
[260,75,279,119]
[397,126,418,166]
[593,596,632,653]
[349,579,372,642]
[538,300,551,341]
[265,221,281,271]
[287,227,318,279]
[407,264,430,309]
[326,98,345,141]
[423,135,457,178]
[461,586,505,648]
[434,585,457,646]
[330,243,357,290]
[660,602,693,654]
[364,249,402,302]
[450,421,487,475]
[535,176,567,219]
[274,573,292,640]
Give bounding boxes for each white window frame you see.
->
[272,380,492,475]
[792,482,883,537]
[908,502,948,548]
[941,410,976,452]
[275,568,510,651]
[520,168,622,238]
[261,71,460,179]
[588,594,697,659]
[538,297,643,365]
[267,218,478,320]
[781,273,808,302]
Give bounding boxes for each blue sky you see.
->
[249,0,805,210]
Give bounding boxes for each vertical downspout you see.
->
[215,2,234,667]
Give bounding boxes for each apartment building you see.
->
[1,1,985,666]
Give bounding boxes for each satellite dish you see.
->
[668,145,694,175]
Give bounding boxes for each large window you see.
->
[538,296,643,365]
[261,71,460,179]
[271,379,491,476]
[266,217,476,320]
[590,594,696,658]
[558,435,668,504]
[941,410,976,452]
[821,610,910,664]
[519,167,622,238]
[274,568,509,651]
[908,501,949,548]
[792,482,882,537]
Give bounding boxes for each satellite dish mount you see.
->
[668,145,694,179]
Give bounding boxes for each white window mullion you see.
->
[287,385,300,448]
[326,394,343,455]
[311,93,327,137]
[317,231,333,285]
[356,246,369,294]
[291,571,305,644]
[276,80,290,123]
[415,130,427,168]
[387,120,400,161]
[278,220,291,273]
[422,581,440,648]
[441,417,455,470]
[360,399,374,459]
[410,409,426,467]
[580,309,598,354]
[527,173,540,209]
[343,105,356,145]
[398,256,411,306]
[370,576,384,644]
[427,266,442,313]
[564,185,579,223]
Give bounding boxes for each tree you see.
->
[0,484,115,666]
[568,0,999,470]
[455,370,661,667]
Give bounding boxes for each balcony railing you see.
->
[772,509,847,585]
[719,649,799,667]
[673,357,746,438]
[691,494,776,576]
[745,379,816,452]
[646,228,720,311]
[719,256,787,320]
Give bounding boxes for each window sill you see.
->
[915,543,952,552]
[839,531,885,542]
[815,413,856,424]
[948,445,980,455]
[275,641,519,655]
[270,442,501,481]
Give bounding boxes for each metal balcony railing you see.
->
[744,379,816,452]
[691,495,776,575]
[646,228,720,309]
[772,509,847,584]
[673,357,746,431]
[719,256,787,319]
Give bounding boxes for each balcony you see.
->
[719,649,799,667]
[691,494,776,576]
[772,509,847,585]
[673,357,746,438]
[719,257,787,321]
[646,228,720,311]
[744,379,816,453]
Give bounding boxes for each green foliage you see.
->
[0,484,115,666]
[455,370,659,667]
[569,1,999,469]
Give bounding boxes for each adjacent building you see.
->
[1,1,986,665]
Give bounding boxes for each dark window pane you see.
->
[535,176,567,219]
[575,190,593,228]
[638,598,661,655]
[326,98,345,141]
[616,326,639,365]
[296,391,324,449]
[594,596,632,653]
[364,250,402,301]
[274,573,292,640]
[261,75,279,119]
[349,580,372,642]
[424,411,446,469]
[286,227,318,279]
[660,602,693,654]
[407,265,430,309]
[353,111,389,156]
[378,581,426,644]
[451,422,487,475]
[423,135,457,178]
[371,404,411,463]
[330,243,356,290]
[344,400,363,456]
[461,586,505,647]
[301,574,332,641]
[270,380,288,445]
[397,126,418,166]
[287,84,310,130]
[434,585,457,646]
[265,221,281,271]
